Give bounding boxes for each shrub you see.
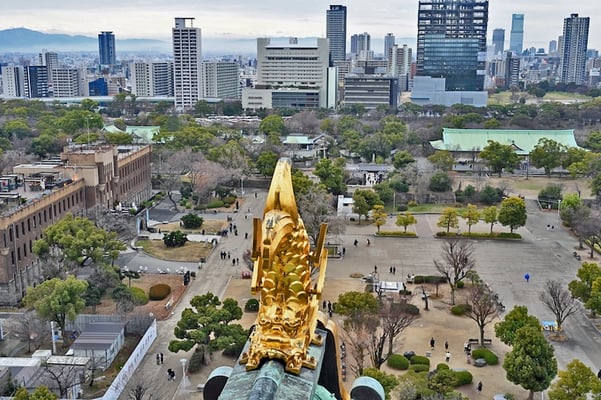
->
[387,354,409,370]
[187,347,205,373]
[149,284,171,300]
[408,364,429,373]
[207,200,225,209]
[471,348,499,365]
[397,204,409,212]
[451,303,472,316]
[181,213,203,229]
[399,289,413,296]
[413,275,425,284]
[223,196,236,205]
[436,363,449,370]
[397,303,420,315]
[130,287,149,305]
[538,185,562,205]
[408,200,418,207]
[429,171,453,192]
[424,276,447,284]
[163,231,188,247]
[453,370,473,386]
[244,298,260,312]
[480,185,502,205]
[456,281,465,289]
[410,355,430,366]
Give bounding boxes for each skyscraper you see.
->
[509,14,524,55]
[326,5,347,65]
[559,13,589,85]
[384,33,396,58]
[98,31,116,66]
[172,17,203,111]
[492,29,505,55]
[416,0,488,91]
[548,40,557,54]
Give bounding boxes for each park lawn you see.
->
[154,219,227,234]
[136,239,212,262]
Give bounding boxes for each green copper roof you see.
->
[430,128,580,155]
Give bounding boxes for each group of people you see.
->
[429,339,482,394]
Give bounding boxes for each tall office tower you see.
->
[355,32,371,59]
[172,17,203,111]
[24,66,49,98]
[416,0,489,91]
[384,33,396,58]
[326,5,347,65]
[152,62,175,96]
[505,52,520,89]
[51,68,80,97]
[98,31,116,66]
[492,28,505,55]
[549,40,557,54]
[202,61,240,99]
[559,13,589,85]
[39,51,59,83]
[509,14,524,55]
[388,44,412,91]
[1,66,25,97]
[350,34,358,55]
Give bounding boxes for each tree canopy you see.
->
[494,305,540,346]
[479,140,519,177]
[498,196,527,233]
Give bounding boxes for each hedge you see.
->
[451,303,472,316]
[408,364,430,373]
[456,281,465,289]
[207,200,225,209]
[149,284,171,300]
[410,355,430,366]
[435,231,522,239]
[471,348,499,365]
[387,354,409,370]
[375,231,418,238]
[436,363,449,370]
[413,275,447,284]
[130,287,149,305]
[244,298,259,312]
[453,370,473,386]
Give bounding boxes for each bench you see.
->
[482,338,492,345]
[467,338,479,345]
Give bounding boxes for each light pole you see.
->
[180,358,187,390]
[557,199,561,221]
[240,176,245,195]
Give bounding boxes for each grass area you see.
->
[154,219,227,234]
[542,92,592,102]
[408,204,468,213]
[136,239,213,262]
[488,91,592,105]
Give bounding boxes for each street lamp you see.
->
[557,199,561,221]
[180,358,188,390]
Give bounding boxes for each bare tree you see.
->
[42,362,86,398]
[572,210,601,258]
[5,310,46,353]
[539,279,579,333]
[433,238,476,305]
[379,300,418,358]
[129,383,157,400]
[297,188,346,245]
[465,284,498,346]
[340,312,380,377]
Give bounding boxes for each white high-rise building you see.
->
[388,44,412,91]
[130,62,174,97]
[51,68,80,97]
[172,17,202,111]
[202,61,240,99]
[1,66,25,98]
[559,13,590,85]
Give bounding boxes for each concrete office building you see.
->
[492,28,505,55]
[130,62,174,97]
[351,32,371,60]
[24,66,49,98]
[1,66,25,98]
[342,76,399,109]
[39,51,59,83]
[98,31,116,66]
[549,40,558,55]
[202,61,240,99]
[326,5,347,64]
[243,37,331,109]
[388,44,412,91]
[559,13,590,85]
[172,17,203,111]
[416,0,488,91]
[509,14,524,55]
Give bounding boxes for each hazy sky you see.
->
[0,0,599,51]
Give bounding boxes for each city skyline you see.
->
[0,1,600,53]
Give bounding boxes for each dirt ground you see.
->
[205,276,530,399]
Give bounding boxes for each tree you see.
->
[482,205,498,234]
[569,262,601,305]
[352,194,370,223]
[33,214,125,269]
[396,212,417,233]
[465,284,498,346]
[372,205,387,233]
[380,301,418,358]
[181,213,203,229]
[539,280,579,333]
[22,276,88,347]
[255,150,278,177]
[336,291,380,317]
[428,151,454,171]
[259,114,286,136]
[462,204,480,234]
[559,192,584,225]
[436,207,459,234]
[428,171,452,192]
[427,368,456,398]
[163,231,188,247]
[433,238,475,305]
[503,326,557,400]
[585,278,601,317]
[479,140,519,177]
[14,385,58,400]
[169,293,248,363]
[572,210,601,258]
[548,359,601,400]
[392,150,415,170]
[297,187,345,245]
[530,138,567,177]
[314,157,347,195]
[494,305,540,346]
[498,196,527,233]
[362,368,399,400]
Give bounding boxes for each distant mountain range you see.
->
[0,28,171,53]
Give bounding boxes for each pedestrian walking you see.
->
[390,266,393,274]
[156,353,160,365]
[366,238,371,246]
[342,247,346,256]
[430,337,435,350]
[353,239,358,247]
[323,300,327,310]
[524,273,530,283]
[245,232,248,239]
[236,257,239,265]
[392,266,396,275]
[327,301,332,312]
[445,351,451,362]
[160,353,164,364]
[477,381,482,394]
[167,368,173,381]
[255,192,257,198]
[444,341,448,350]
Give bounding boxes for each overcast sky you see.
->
[0,1,599,52]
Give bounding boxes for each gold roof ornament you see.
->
[240,158,328,375]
